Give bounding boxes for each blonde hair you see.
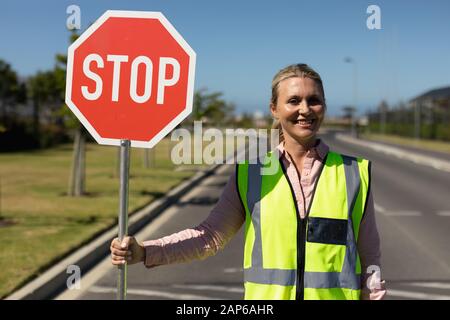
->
[270,64,326,142]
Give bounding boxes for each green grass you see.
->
[360,133,450,155]
[0,138,197,298]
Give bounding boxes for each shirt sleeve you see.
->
[357,180,387,300]
[143,165,245,268]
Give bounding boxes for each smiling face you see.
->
[271,76,326,144]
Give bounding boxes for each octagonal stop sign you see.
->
[65,10,196,148]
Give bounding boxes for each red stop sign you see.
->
[65,11,196,148]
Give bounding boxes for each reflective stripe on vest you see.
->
[237,151,370,300]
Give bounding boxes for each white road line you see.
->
[89,285,224,300]
[407,282,450,290]
[388,289,450,300]
[376,204,450,217]
[375,204,450,274]
[223,268,243,273]
[172,284,244,293]
[374,203,386,214]
[384,211,422,217]
[375,204,421,216]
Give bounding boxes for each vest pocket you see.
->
[307,217,347,245]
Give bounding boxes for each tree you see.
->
[65,33,87,196]
[0,60,25,128]
[234,112,254,128]
[52,31,87,196]
[27,70,56,135]
[377,100,389,134]
[342,105,356,120]
[342,105,357,137]
[189,88,235,127]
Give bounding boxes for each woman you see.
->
[110,64,386,300]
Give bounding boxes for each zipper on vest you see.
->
[277,156,306,300]
[298,152,329,300]
[296,216,307,300]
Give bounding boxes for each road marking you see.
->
[89,285,224,300]
[384,211,422,217]
[375,204,421,216]
[223,268,243,273]
[374,203,386,214]
[172,284,244,293]
[388,289,450,300]
[376,204,450,217]
[407,282,450,290]
[375,204,450,274]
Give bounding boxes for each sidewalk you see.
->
[360,134,450,162]
[335,133,450,173]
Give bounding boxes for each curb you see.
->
[5,163,222,300]
[336,133,450,173]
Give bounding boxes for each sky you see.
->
[1,0,449,117]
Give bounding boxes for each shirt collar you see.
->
[275,138,329,163]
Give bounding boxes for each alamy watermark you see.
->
[66,264,81,290]
[366,265,383,290]
[170,121,281,175]
[65,4,381,32]
[66,5,81,30]
[367,5,381,30]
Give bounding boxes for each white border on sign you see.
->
[65,10,196,149]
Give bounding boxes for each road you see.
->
[57,130,450,300]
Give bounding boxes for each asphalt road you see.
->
[57,130,450,300]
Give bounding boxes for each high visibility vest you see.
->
[236,150,371,300]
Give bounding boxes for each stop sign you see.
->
[65,11,196,148]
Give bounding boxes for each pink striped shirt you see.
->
[143,139,386,299]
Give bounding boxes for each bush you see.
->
[0,121,70,152]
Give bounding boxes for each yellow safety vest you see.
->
[236,150,371,300]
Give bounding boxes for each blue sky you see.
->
[1,0,449,116]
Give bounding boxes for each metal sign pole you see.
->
[117,139,131,300]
